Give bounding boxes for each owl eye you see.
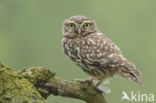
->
[68,23,75,29]
[83,23,90,29]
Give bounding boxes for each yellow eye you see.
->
[68,23,75,29]
[84,23,90,29]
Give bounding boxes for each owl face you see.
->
[62,16,98,38]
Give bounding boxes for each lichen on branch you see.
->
[0,63,45,103]
[18,67,107,103]
[0,62,107,103]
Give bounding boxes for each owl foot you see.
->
[74,78,110,94]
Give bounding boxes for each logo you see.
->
[121,91,155,102]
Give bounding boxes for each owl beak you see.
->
[78,28,81,36]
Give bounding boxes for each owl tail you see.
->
[118,60,142,85]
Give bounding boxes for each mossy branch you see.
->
[0,62,107,103]
[18,67,107,103]
[0,63,45,103]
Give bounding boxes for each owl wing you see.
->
[84,33,122,63]
[84,33,142,84]
[85,34,122,68]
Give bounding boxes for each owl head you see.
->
[62,16,99,38]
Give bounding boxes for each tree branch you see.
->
[0,62,107,103]
[18,67,108,103]
[0,62,45,103]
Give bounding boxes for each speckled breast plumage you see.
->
[62,33,121,80]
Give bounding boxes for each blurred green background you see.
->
[0,0,156,103]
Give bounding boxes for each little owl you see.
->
[62,16,142,86]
